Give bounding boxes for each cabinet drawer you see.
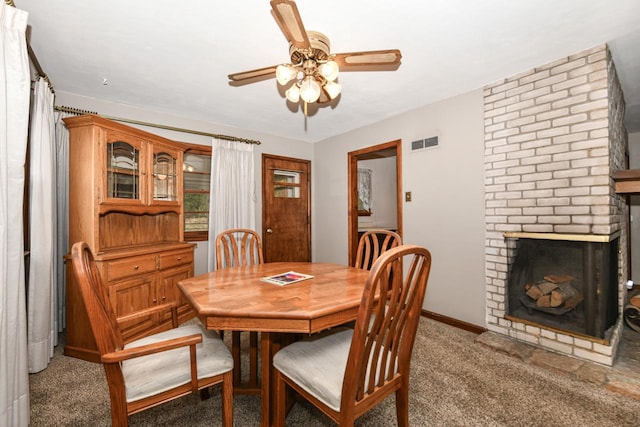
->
[159,250,194,270]
[106,255,157,281]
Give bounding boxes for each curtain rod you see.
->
[54,105,262,145]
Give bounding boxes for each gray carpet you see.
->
[29,318,640,426]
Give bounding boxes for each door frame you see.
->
[347,139,403,266]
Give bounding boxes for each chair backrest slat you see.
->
[354,229,402,270]
[215,228,264,269]
[344,244,431,406]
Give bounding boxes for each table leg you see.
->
[232,331,261,395]
[232,331,242,385]
[261,331,289,427]
[260,331,272,427]
[249,331,259,388]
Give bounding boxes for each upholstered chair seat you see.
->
[273,327,352,411]
[123,324,233,402]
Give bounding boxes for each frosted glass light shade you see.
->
[319,60,339,81]
[299,76,321,103]
[285,85,300,102]
[323,81,342,100]
[276,64,296,85]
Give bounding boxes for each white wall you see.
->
[55,91,314,275]
[628,132,640,282]
[313,90,486,326]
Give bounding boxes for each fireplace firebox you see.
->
[505,233,619,340]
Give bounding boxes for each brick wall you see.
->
[484,45,628,365]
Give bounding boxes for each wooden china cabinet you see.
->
[63,114,195,362]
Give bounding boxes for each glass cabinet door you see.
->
[106,141,140,200]
[153,150,178,202]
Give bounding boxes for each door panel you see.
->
[262,154,311,262]
[159,264,193,323]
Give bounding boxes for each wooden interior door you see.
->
[262,154,311,262]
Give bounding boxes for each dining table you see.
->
[177,261,371,427]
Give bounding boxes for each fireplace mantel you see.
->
[504,231,620,243]
[612,169,640,194]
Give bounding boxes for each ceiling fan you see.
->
[228,0,402,112]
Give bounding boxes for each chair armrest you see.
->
[116,302,178,327]
[101,333,202,363]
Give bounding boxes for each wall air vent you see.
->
[411,136,439,151]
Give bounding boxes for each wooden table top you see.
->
[178,262,371,334]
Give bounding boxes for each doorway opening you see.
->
[347,140,402,266]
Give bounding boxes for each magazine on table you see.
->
[261,271,314,286]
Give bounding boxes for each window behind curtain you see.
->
[183,151,211,241]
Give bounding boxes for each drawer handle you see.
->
[162,296,166,301]
[177,257,182,261]
[153,298,157,303]
[134,265,139,270]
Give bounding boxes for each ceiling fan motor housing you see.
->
[289,31,331,63]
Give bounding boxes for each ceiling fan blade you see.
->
[333,49,402,68]
[228,65,277,84]
[270,0,311,51]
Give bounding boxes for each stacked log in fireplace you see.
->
[523,274,583,314]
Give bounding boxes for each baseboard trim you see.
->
[421,310,487,335]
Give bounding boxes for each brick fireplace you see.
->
[484,44,628,366]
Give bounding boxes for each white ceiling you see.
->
[16,0,640,143]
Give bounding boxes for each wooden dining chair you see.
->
[354,229,402,270]
[273,244,432,427]
[215,228,263,392]
[70,242,234,427]
[344,229,403,328]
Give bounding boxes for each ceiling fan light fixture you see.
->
[276,64,297,85]
[228,1,402,114]
[323,80,341,100]
[319,60,339,82]
[285,84,301,102]
[299,76,321,103]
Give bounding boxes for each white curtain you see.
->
[207,138,256,271]
[54,112,71,333]
[0,3,31,425]
[27,77,56,373]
